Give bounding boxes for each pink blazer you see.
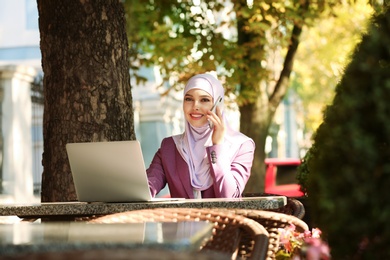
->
[147,137,255,199]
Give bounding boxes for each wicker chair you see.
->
[213,208,309,260]
[244,193,306,219]
[266,197,305,219]
[87,208,269,260]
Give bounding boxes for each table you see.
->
[0,221,214,256]
[0,196,286,221]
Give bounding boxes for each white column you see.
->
[0,65,36,203]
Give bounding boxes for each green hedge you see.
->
[299,8,390,259]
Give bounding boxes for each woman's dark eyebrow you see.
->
[184,93,212,99]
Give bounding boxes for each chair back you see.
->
[244,193,306,219]
[213,208,309,260]
[269,197,305,219]
[88,208,269,260]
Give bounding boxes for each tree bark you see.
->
[38,0,135,202]
[240,102,272,193]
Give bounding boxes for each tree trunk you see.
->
[38,0,135,202]
[240,102,272,193]
[233,0,272,194]
[235,0,304,193]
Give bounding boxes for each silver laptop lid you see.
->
[66,140,153,202]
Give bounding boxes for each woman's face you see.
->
[183,88,214,127]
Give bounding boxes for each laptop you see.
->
[66,140,179,203]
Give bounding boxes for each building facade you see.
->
[0,0,41,203]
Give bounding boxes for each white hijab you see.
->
[172,74,251,197]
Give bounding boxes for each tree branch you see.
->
[269,23,303,108]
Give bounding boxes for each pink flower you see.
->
[278,227,294,252]
[304,238,331,260]
[311,228,322,238]
[276,226,331,260]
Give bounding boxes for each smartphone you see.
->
[209,96,223,129]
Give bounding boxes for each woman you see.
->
[147,73,255,199]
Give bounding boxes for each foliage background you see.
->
[305,7,390,258]
[123,0,375,192]
[292,1,373,134]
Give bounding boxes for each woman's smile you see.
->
[190,113,204,119]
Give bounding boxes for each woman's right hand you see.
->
[208,106,225,145]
